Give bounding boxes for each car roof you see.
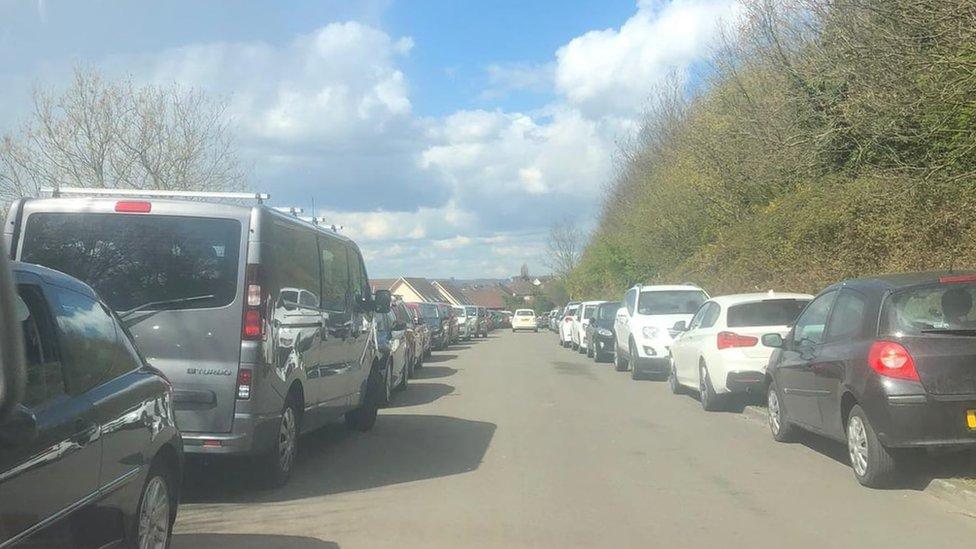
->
[707,292,814,306]
[826,271,976,293]
[12,261,97,299]
[581,300,605,306]
[636,284,705,292]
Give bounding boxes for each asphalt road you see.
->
[174,330,976,548]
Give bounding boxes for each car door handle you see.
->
[71,420,100,446]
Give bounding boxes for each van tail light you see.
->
[115,200,152,213]
[717,331,759,350]
[236,368,252,400]
[242,264,265,340]
[868,340,919,381]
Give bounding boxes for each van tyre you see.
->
[346,364,381,432]
[265,399,299,488]
[847,405,898,487]
[133,461,176,549]
[767,380,796,442]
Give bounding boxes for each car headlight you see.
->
[642,326,661,339]
[598,328,613,337]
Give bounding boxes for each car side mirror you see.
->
[761,333,784,348]
[0,405,38,446]
[0,246,26,422]
[672,320,687,332]
[373,290,392,314]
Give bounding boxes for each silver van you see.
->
[3,190,392,486]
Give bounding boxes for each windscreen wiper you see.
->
[119,294,216,320]
[919,328,976,336]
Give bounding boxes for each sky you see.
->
[0,0,740,279]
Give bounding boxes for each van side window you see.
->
[271,223,321,312]
[50,287,119,394]
[17,285,66,407]
[318,236,350,312]
[347,247,371,308]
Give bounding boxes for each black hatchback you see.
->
[1,262,183,548]
[763,272,976,487]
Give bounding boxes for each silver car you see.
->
[4,190,392,486]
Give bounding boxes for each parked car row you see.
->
[553,274,976,488]
[0,190,486,548]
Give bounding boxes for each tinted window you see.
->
[22,213,241,312]
[597,302,621,320]
[637,290,707,315]
[883,283,976,336]
[50,287,119,394]
[270,222,320,312]
[17,286,66,407]
[825,291,867,342]
[347,247,371,308]
[582,306,597,320]
[318,236,350,312]
[700,302,721,328]
[793,291,837,346]
[727,299,811,328]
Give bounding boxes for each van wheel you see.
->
[346,364,381,432]
[847,405,898,487]
[133,461,176,549]
[265,399,298,488]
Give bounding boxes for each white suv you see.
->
[614,284,708,379]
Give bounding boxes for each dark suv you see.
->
[1,262,183,548]
[764,272,976,487]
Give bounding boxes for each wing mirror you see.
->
[373,289,392,314]
[761,333,784,348]
[0,244,26,423]
[0,405,38,446]
[672,320,687,332]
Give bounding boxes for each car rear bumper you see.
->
[875,394,976,448]
[724,371,766,393]
[183,410,282,456]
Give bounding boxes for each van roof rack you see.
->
[41,187,270,203]
[273,207,304,216]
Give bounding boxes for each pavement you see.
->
[174,330,976,548]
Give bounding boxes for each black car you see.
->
[0,262,183,547]
[764,272,976,487]
[585,301,621,363]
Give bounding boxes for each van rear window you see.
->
[22,213,241,313]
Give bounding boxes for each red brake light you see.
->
[868,341,919,381]
[243,310,261,338]
[115,200,152,213]
[236,368,252,399]
[939,274,976,284]
[242,264,265,340]
[717,331,759,350]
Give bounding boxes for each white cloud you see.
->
[555,0,739,118]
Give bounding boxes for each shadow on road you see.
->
[183,414,496,504]
[413,365,458,378]
[386,382,455,408]
[423,354,458,364]
[173,534,339,548]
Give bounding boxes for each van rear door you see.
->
[16,208,246,434]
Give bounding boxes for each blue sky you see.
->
[0,0,739,278]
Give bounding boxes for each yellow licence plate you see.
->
[967,410,976,430]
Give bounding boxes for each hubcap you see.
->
[848,415,869,477]
[278,407,297,474]
[768,388,781,434]
[138,476,170,549]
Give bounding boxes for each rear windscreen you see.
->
[22,212,241,313]
[637,290,707,315]
[883,283,976,336]
[597,302,621,320]
[726,299,810,328]
[420,303,439,318]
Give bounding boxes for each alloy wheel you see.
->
[768,387,782,435]
[699,366,709,408]
[848,415,869,477]
[669,360,680,393]
[278,406,297,475]
[138,476,171,549]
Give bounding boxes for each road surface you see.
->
[174,330,976,548]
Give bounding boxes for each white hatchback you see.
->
[512,309,538,332]
[668,292,812,411]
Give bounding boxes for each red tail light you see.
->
[717,331,759,350]
[115,200,152,213]
[236,368,252,399]
[868,341,919,381]
[939,274,976,284]
[242,264,265,340]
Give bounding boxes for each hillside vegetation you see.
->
[569,0,976,298]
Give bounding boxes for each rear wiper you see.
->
[119,294,215,320]
[919,328,976,336]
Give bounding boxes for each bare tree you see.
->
[544,218,584,278]
[0,66,246,206]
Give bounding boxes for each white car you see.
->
[454,306,473,340]
[668,292,812,410]
[512,309,538,332]
[573,301,604,354]
[559,302,580,346]
[614,284,709,379]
